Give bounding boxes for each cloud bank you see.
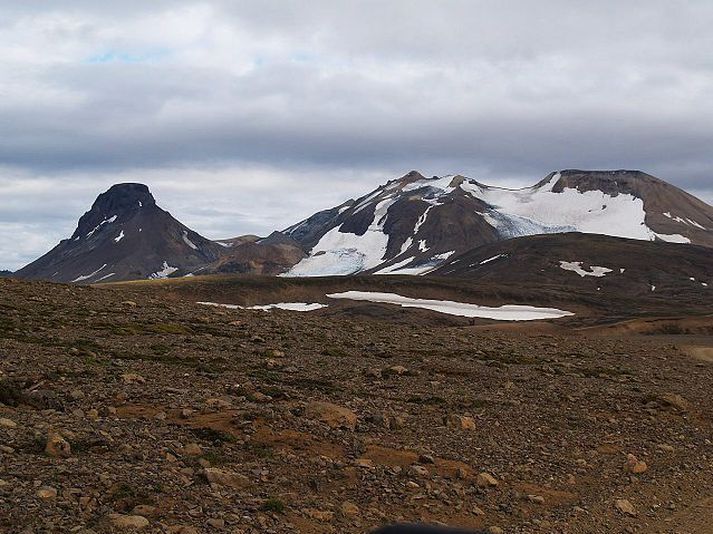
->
[1,1,712,269]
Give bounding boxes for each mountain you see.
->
[283,170,713,276]
[0,270,12,278]
[432,232,713,308]
[15,183,224,284]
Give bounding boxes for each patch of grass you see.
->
[321,346,351,358]
[260,498,285,514]
[245,442,274,459]
[147,322,192,335]
[202,450,229,466]
[248,368,281,383]
[189,427,237,444]
[150,343,171,355]
[284,377,337,393]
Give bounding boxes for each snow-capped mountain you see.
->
[284,170,713,277]
[16,183,224,283]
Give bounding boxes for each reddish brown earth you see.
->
[1,276,712,533]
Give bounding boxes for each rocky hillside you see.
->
[431,233,713,308]
[284,170,713,277]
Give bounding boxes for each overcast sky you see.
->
[1,1,712,270]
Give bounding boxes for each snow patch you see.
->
[182,231,198,250]
[86,215,117,238]
[71,264,107,283]
[374,256,417,275]
[651,232,691,244]
[149,261,178,279]
[480,253,506,265]
[284,197,398,276]
[326,291,573,321]
[198,301,327,312]
[114,230,125,243]
[559,261,613,278]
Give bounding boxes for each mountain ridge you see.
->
[14,169,713,283]
[283,169,713,277]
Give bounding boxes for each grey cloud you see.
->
[0,1,712,269]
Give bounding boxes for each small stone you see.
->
[340,501,359,517]
[472,506,485,516]
[36,486,58,500]
[488,527,504,534]
[445,414,476,430]
[45,433,71,458]
[527,494,545,504]
[383,365,409,377]
[183,443,203,456]
[107,513,150,530]
[476,472,499,487]
[207,518,225,528]
[0,417,17,428]
[121,301,138,307]
[131,505,157,517]
[626,454,648,474]
[204,398,232,410]
[615,499,637,516]
[305,401,357,430]
[418,454,436,464]
[409,465,429,477]
[203,467,250,489]
[354,458,374,468]
[251,391,272,403]
[70,389,85,400]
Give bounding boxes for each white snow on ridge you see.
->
[650,231,690,244]
[197,301,327,312]
[559,261,613,278]
[114,230,125,243]
[149,261,178,279]
[326,291,573,321]
[284,197,397,277]
[374,256,417,275]
[479,253,507,265]
[86,215,118,238]
[95,272,116,282]
[182,231,198,250]
[72,264,107,283]
[663,212,706,230]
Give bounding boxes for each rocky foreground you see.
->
[0,277,712,533]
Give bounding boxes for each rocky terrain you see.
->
[1,276,712,533]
